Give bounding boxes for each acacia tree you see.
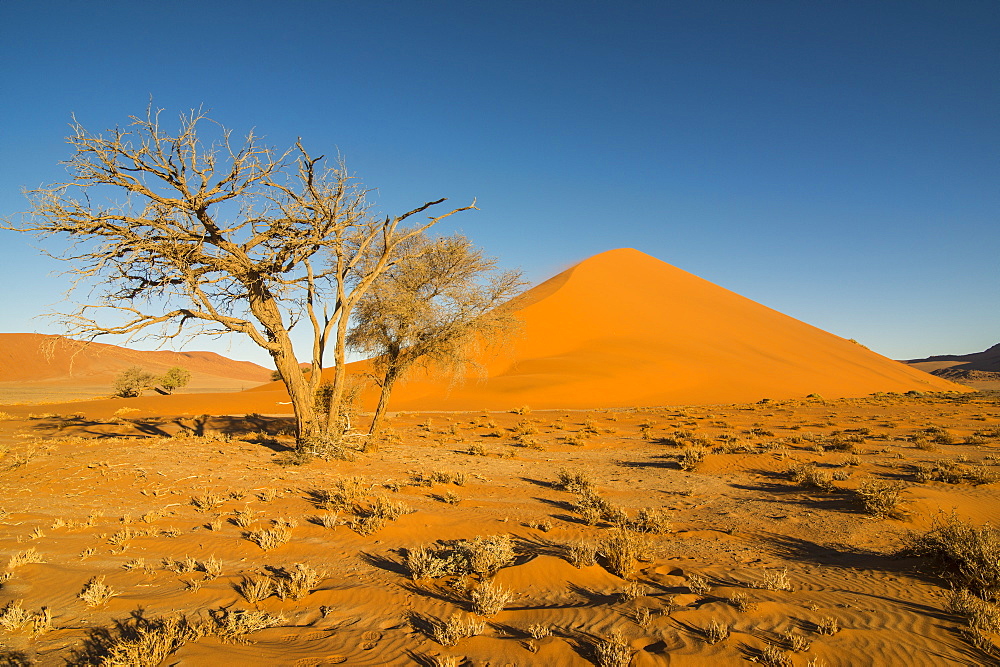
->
[5,108,473,446]
[347,233,526,434]
[112,366,157,398]
[156,367,191,394]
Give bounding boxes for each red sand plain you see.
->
[2,393,999,665]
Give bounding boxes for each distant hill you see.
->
[902,344,1000,390]
[0,333,272,403]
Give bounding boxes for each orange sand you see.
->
[2,393,999,665]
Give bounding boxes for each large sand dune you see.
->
[348,248,966,411]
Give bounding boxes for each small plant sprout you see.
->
[705,619,730,644]
[817,616,840,635]
[760,568,792,591]
[687,573,712,596]
[527,623,552,639]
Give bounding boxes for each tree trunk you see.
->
[368,369,399,435]
[325,313,351,434]
[270,339,318,446]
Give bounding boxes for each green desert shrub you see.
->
[112,366,157,398]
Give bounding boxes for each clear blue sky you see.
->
[1,0,996,367]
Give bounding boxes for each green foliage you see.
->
[158,367,191,394]
[112,366,157,398]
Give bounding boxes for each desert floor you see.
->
[1,391,999,666]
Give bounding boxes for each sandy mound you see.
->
[341,248,968,411]
[0,334,272,403]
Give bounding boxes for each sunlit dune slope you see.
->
[346,247,967,410]
[0,333,271,398]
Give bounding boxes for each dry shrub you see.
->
[902,515,1000,599]
[618,580,646,602]
[236,576,273,603]
[632,606,653,626]
[405,534,515,580]
[209,608,283,643]
[600,530,648,578]
[756,644,793,667]
[7,547,44,569]
[314,477,368,511]
[816,616,840,635]
[948,587,1000,636]
[913,460,999,486]
[563,540,597,568]
[77,613,203,666]
[555,468,593,493]
[200,556,223,579]
[782,630,812,652]
[527,623,552,639]
[312,511,340,529]
[678,445,707,471]
[729,591,756,612]
[405,545,454,580]
[231,508,256,528]
[428,613,485,646]
[348,515,386,535]
[687,573,712,596]
[271,563,323,600]
[364,495,409,520]
[573,489,610,525]
[786,462,836,491]
[435,490,461,505]
[79,576,117,607]
[190,493,225,512]
[457,534,516,576]
[705,619,730,644]
[430,469,466,485]
[855,478,907,517]
[468,579,512,616]
[244,524,292,551]
[759,568,792,591]
[0,600,51,636]
[594,631,632,667]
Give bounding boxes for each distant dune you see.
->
[903,343,1000,390]
[0,333,271,403]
